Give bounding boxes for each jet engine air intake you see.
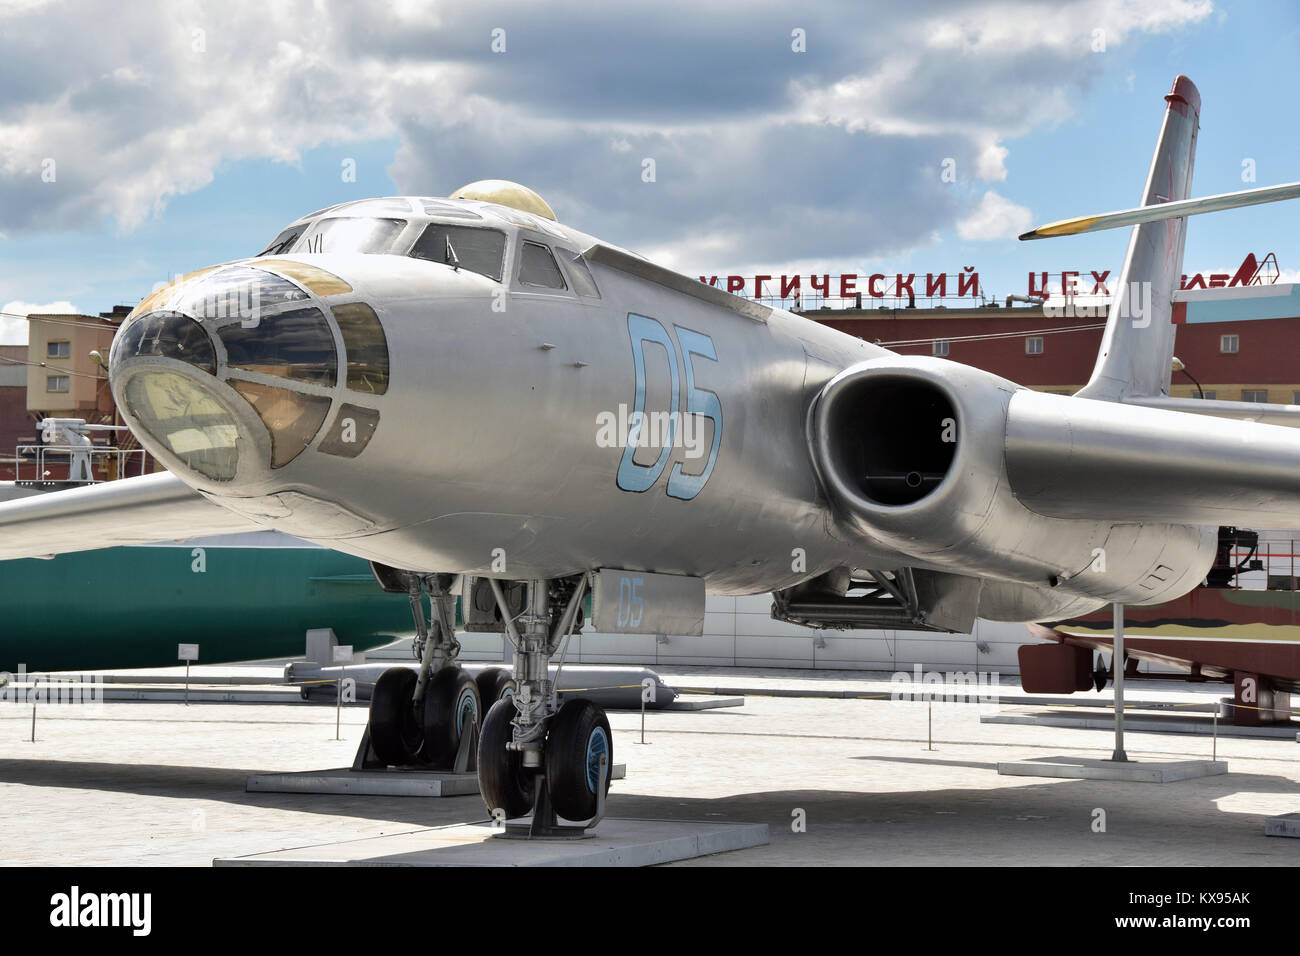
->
[809,356,1011,559]
[823,375,956,506]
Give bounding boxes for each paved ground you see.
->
[2,664,1299,865]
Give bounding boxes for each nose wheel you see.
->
[475,574,612,836]
[544,698,613,821]
[477,698,536,819]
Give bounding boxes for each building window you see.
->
[1220,334,1239,354]
[1199,390,1217,400]
[1025,336,1044,355]
[46,375,69,393]
[1292,391,1300,406]
[932,339,949,357]
[47,341,70,359]
[1243,389,1268,403]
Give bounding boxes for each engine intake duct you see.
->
[810,356,1012,556]
[822,375,956,506]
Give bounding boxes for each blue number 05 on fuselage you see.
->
[616,313,722,501]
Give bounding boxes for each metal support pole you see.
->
[336,664,344,741]
[185,661,190,707]
[30,679,37,743]
[928,698,933,751]
[1111,602,1128,762]
[1213,701,1219,761]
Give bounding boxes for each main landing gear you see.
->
[365,567,516,771]
[476,574,612,836]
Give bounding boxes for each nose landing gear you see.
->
[476,574,613,837]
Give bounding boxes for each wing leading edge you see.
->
[0,472,265,560]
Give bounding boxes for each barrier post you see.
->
[1213,700,1219,762]
[1111,603,1128,762]
[178,644,199,707]
[333,645,354,742]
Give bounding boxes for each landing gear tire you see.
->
[476,668,517,708]
[545,698,612,821]
[369,667,423,766]
[418,666,480,766]
[477,699,536,820]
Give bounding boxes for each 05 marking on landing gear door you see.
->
[616,313,722,501]
[590,568,705,636]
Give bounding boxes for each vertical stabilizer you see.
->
[1076,75,1200,402]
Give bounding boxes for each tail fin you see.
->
[1075,75,1200,402]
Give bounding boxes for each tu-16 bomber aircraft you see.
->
[2,74,1299,830]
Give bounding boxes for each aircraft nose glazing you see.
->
[108,261,363,485]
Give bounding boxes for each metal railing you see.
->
[14,442,148,482]
[1228,541,1300,590]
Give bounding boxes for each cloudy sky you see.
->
[1,0,1297,342]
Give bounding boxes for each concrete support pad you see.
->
[5,681,299,704]
[997,756,1228,783]
[214,817,769,867]
[1265,813,1300,838]
[984,710,1296,739]
[663,695,744,711]
[245,764,626,797]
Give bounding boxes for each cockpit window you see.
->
[123,372,239,481]
[410,224,506,281]
[518,241,566,291]
[557,248,600,298]
[115,311,216,375]
[329,199,415,216]
[217,306,338,387]
[174,266,309,325]
[228,378,332,469]
[294,217,406,255]
[421,200,483,220]
[332,302,389,395]
[258,225,306,257]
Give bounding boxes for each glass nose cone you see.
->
[120,370,240,481]
[112,311,216,374]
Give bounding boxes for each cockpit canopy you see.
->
[253,195,600,292]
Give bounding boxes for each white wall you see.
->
[371,593,1038,675]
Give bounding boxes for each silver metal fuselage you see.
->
[111,201,1216,622]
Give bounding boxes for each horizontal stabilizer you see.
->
[1126,395,1300,428]
[1020,181,1300,241]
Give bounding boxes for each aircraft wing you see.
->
[0,472,265,560]
[583,243,772,323]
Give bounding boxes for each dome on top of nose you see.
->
[449,180,556,221]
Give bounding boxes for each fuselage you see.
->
[106,196,1217,620]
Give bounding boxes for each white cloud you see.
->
[0,299,79,345]
[955,190,1034,240]
[0,0,1215,273]
[975,140,1010,181]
